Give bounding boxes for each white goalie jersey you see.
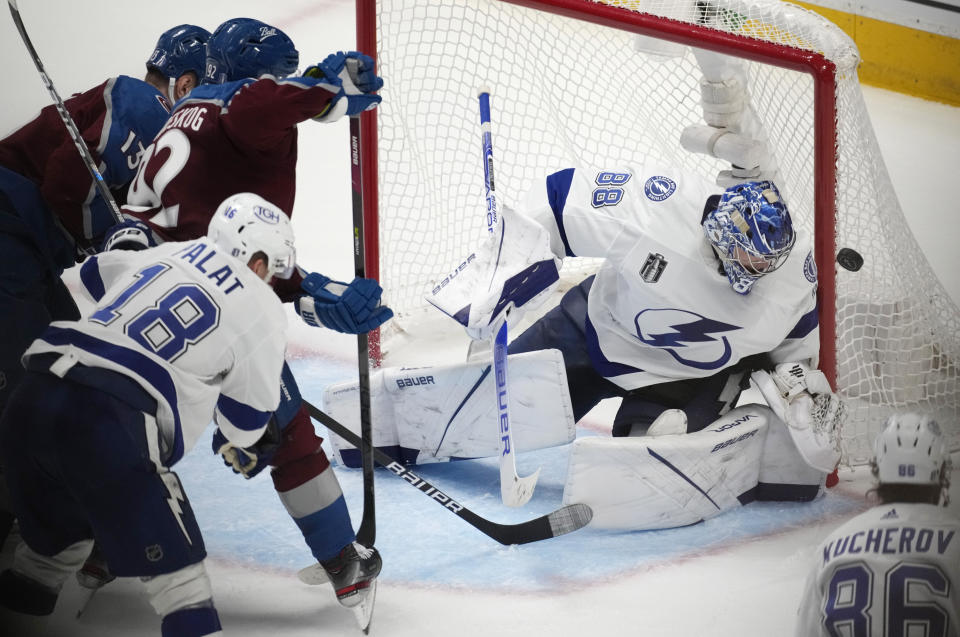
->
[23,239,287,466]
[523,161,820,390]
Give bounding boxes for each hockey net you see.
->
[356,0,960,465]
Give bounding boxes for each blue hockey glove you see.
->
[99,219,157,252]
[318,51,383,93]
[305,51,382,121]
[212,417,281,479]
[294,271,393,334]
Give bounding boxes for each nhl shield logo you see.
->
[145,544,164,562]
[641,253,667,283]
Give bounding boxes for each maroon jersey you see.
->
[0,76,170,248]
[124,76,341,242]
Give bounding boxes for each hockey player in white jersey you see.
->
[0,193,376,635]
[794,412,958,637]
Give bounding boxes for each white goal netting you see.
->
[365,0,959,464]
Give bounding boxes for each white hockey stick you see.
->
[478,89,540,507]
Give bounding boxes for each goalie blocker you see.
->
[323,349,575,466]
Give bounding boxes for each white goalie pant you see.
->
[323,348,575,464]
[562,404,826,530]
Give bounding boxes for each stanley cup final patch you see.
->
[641,253,668,283]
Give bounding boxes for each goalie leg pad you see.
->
[563,406,770,530]
[324,348,575,466]
[757,407,826,502]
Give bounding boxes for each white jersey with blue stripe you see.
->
[794,502,960,637]
[23,240,287,466]
[522,162,819,390]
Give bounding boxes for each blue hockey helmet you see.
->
[146,24,211,80]
[702,180,796,295]
[203,18,299,84]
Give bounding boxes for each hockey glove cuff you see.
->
[99,219,157,252]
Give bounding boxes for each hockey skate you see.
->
[74,546,115,617]
[320,542,381,633]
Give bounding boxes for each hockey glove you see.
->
[305,51,383,122]
[751,361,844,473]
[426,206,560,341]
[212,416,282,479]
[699,76,746,129]
[295,272,393,334]
[99,219,157,252]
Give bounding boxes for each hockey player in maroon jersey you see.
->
[103,18,390,614]
[0,23,211,545]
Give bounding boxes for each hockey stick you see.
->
[478,89,540,507]
[348,103,376,549]
[7,0,123,224]
[303,400,592,545]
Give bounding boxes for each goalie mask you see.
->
[203,18,299,84]
[872,412,950,490]
[207,193,296,280]
[702,181,796,294]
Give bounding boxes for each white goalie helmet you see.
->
[207,193,296,279]
[873,412,949,487]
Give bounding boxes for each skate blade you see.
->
[75,586,98,618]
[351,578,376,634]
[296,563,329,586]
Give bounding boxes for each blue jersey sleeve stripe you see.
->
[545,168,577,257]
[786,306,819,340]
[216,394,271,433]
[39,325,185,464]
[78,256,106,301]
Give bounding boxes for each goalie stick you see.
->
[7,0,123,225]
[303,400,593,545]
[478,89,540,507]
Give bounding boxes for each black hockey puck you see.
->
[836,247,864,272]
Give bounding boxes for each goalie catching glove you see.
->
[751,361,844,473]
[426,205,560,340]
[295,272,393,334]
[305,51,383,122]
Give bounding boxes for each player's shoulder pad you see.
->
[177,79,254,110]
[109,75,172,131]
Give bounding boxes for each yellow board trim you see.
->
[794,1,960,106]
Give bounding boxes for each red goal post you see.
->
[354,0,959,465]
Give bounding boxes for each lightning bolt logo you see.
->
[160,472,192,545]
[634,308,741,370]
